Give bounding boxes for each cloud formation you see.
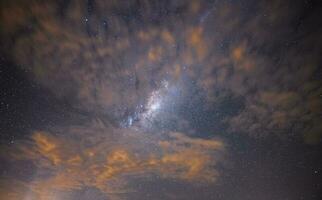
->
[1,0,320,142]
[0,0,321,199]
[2,121,224,199]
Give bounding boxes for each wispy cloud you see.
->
[3,121,224,199]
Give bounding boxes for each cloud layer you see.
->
[1,0,320,141]
[0,0,321,199]
[2,121,224,199]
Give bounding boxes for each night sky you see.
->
[0,0,322,200]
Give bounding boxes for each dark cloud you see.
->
[1,0,320,141]
[0,0,321,199]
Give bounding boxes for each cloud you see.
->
[2,121,224,199]
[0,179,30,200]
[0,0,321,199]
[0,0,320,143]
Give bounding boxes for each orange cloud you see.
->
[161,30,175,44]
[186,26,208,61]
[5,126,224,199]
[148,46,163,62]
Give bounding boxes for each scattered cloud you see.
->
[1,0,321,142]
[0,0,321,199]
[1,121,224,199]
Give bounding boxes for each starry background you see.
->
[0,0,322,199]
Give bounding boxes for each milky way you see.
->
[0,0,322,200]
